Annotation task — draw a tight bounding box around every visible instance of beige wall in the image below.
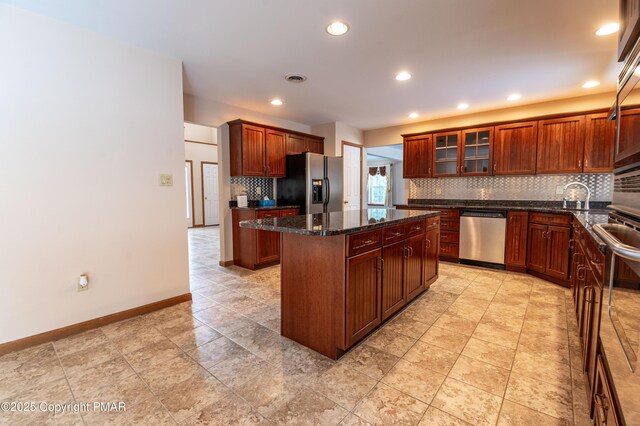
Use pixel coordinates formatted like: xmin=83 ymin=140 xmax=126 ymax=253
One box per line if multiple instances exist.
xmin=184 ymin=123 xmax=218 ymax=226
xmin=363 ymin=92 xmax=617 ymax=148
xmin=0 ymin=5 xmax=188 ymax=343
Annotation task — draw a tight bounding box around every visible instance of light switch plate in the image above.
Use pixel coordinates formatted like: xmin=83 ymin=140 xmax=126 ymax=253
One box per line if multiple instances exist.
xmin=556 ymin=185 xmax=564 ymax=195
xmin=256 ymin=187 xmax=261 ymax=195
xmin=435 ymin=188 xmax=442 ymax=195
xmin=159 ymin=174 xmax=173 ymax=186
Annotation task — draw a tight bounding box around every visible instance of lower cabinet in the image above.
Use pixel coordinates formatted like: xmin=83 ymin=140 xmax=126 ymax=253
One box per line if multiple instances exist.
xmin=255 ymin=210 xmax=281 ymax=264
xmin=381 ymin=240 xmax=408 ymax=320
xmin=527 ymin=213 xmax=572 ymax=285
xmin=593 ymin=355 xmax=620 ymax=425
xmin=505 ymin=211 xmax=528 ymax=270
xmin=424 ymin=219 xmax=440 ymax=286
xmin=346 ymin=249 xmax=382 ymax=347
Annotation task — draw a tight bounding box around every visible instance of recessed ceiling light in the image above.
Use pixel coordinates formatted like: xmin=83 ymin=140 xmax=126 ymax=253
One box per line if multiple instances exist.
xmin=595 ymin=22 xmax=620 ymax=36
xmin=457 ymin=103 xmax=469 ymax=110
xmin=582 ymin=81 xmax=600 ymax=89
xmin=326 ymin=21 xmax=349 ymax=36
xmin=395 ymin=71 xmax=412 ymax=81
xmin=270 ymin=99 xmax=283 ymax=106
xmin=408 ymin=112 xmax=419 ymax=119
xmin=507 ymin=93 xmax=522 ymax=101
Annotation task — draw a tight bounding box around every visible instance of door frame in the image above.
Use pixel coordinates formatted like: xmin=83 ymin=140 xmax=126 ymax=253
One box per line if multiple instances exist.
xmin=341 ymin=141 xmax=363 ymax=210
xmin=200 ymin=161 xmax=219 ymax=227
xmin=185 ymin=160 xmax=195 ymax=228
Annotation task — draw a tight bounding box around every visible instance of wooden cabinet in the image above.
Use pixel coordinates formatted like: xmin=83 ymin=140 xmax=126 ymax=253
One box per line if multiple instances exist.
xmin=461 ymin=127 xmax=493 ymax=176
xmin=537 ymin=116 xmax=586 ymax=174
xmin=615 ymin=107 xmax=640 ymax=168
xmin=505 ymin=211 xmax=528 ymax=271
xmin=232 ymin=207 xmax=299 ymax=269
xmin=593 ymin=355 xmax=621 ymax=426
xmin=527 ymin=213 xmax=572 ymax=285
xmin=381 ymin=240 xmax=406 ymax=320
xmin=229 ymin=119 xmax=324 ymax=176
xmin=494 ymin=121 xmax=538 ymax=175
xmin=424 ymin=218 xmax=440 ymax=286
xmin=346 ymin=249 xmax=382 ymax=347
xmin=437 ymin=209 xmax=460 ymax=261
xmin=433 ymin=131 xmax=461 ymax=177
xmin=403 ymin=135 xmax=431 ymax=178
xmin=405 ymin=234 xmax=425 ymax=301
xmin=584 ymin=113 xmax=615 ymax=173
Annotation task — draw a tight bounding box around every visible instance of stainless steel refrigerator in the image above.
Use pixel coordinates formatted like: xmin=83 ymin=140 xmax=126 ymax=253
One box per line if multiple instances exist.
xmin=277 ymin=153 xmax=343 ymax=214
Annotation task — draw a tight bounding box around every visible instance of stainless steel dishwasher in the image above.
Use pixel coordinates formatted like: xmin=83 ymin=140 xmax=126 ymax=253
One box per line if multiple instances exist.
xmin=459 ymin=210 xmax=507 ymax=269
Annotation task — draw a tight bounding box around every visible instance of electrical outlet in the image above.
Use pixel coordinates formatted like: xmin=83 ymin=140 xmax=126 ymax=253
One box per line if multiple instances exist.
xmin=159 ymin=174 xmax=173 ymax=186
xmin=556 ymin=185 xmax=565 ymax=195
xmin=78 ymin=274 xmax=89 ymax=292
xmin=256 ymin=187 xmax=261 ymax=195
xmin=435 ymin=187 xmax=442 ymax=195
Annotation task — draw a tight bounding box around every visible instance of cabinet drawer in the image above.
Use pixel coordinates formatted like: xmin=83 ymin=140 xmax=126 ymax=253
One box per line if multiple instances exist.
xmin=279 ymin=208 xmax=299 ymax=217
xmin=348 ymin=230 xmax=382 ymax=257
xmin=436 ymin=209 xmax=460 ymax=219
xmin=530 ymin=212 xmax=572 ymax=226
xmin=440 ymin=242 xmax=459 ymax=258
xmin=594 ymin=355 xmax=620 ymax=426
xmin=256 ymin=210 xmax=280 ymax=219
xmin=579 ymin=237 xmax=605 ymax=284
xmin=425 ymin=216 xmax=440 ymax=229
xmin=440 ymin=219 xmax=460 ymax=232
xmin=406 ymin=220 xmax=425 ymax=237
xmin=383 ymin=224 xmax=408 ymax=244
xmin=440 ymin=232 xmax=459 ymax=244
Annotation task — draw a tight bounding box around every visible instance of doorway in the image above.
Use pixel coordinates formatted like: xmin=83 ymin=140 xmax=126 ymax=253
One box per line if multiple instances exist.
xmin=202 ymin=162 xmax=219 ymax=225
xmin=185 ymin=160 xmax=194 ymax=228
xmin=342 ymin=141 xmax=362 ymax=211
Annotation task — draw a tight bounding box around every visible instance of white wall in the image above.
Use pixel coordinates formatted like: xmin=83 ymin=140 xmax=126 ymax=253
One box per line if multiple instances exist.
xmin=184 ymin=123 xmax=218 ymax=226
xmin=0 ymin=5 xmax=188 ymax=343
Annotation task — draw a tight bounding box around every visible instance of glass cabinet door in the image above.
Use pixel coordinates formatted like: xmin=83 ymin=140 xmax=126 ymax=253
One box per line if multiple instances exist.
xmin=461 ymin=127 xmax=493 ymax=176
xmin=433 ymin=131 xmax=461 ymax=177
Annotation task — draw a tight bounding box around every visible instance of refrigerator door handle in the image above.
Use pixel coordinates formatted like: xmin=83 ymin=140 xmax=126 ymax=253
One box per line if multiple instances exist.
xmin=324 ymin=178 xmax=330 ymax=206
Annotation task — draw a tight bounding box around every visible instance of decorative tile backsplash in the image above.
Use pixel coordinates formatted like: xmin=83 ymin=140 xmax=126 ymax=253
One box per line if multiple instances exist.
xmin=409 ymin=173 xmax=613 ymax=202
xmin=230 ymin=177 xmax=274 ymax=200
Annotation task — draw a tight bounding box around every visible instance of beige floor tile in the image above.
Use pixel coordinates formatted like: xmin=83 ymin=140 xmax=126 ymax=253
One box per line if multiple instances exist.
xmin=403 ymin=341 xmax=459 ymax=375
xmin=517 ymin=334 xmax=570 ymax=365
xmin=364 ymin=328 xmax=417 ymax=357
xmin=432 ymin=377 xmax=502 ymax=426
xmin=158 ymin=373 xmax=227 ymax=423
xmin=381 ymin=359 xmax=446 ymax=404
xmin=497 ymin=399 xmax=570 ymax=425
xmin=192 ymin=305 xmax=255 ymax=335
xmin=512 ymin=350 xmax=572 ymax=387
xmin=182 ymin=393 xmax=269 ymax=425
xmin=462 ymin=337 xmax=516 ymax=370
xmin=338 ymin=343 xmax=400 ymax=380
xmin=353 ymin=383 xmax=428 ymax=426
xmin=311 ymin=363 xmax=377 ymax=411
xmin=108 ymin=327 xmax=167 ymax=354
xmin=472 ymin=323 xmax=520 ymax=349
xmin=58 ymin=341 xmax=123 ymax=377
xmin=433 ymin=312 xmax=479 ymax=336
xmin=383 ymin=312 xmax=432 ymax=339
xmin=268 ymin=388 xmax=349 ymax=425
xmin=339 ymin=413 xmax=373 ymax=425
xmin=505 ymin=373 xmax=573 ymax=422
xmin=53 ymin=329 xmax=109 ymax=358
xmin=187 ymin=336 xmax=246 ymax=369
xmin=167 ymin=324 xmax=222 ymax=351
xmin=419 ymin=406 xmax=471 ymax=425
xmin=399 ymin=303 xmax=442 ymax=325
xmin=207 ymin=348 xmax=270 ymax=388
xmin=448 ymin=355 xmax=510 ymax=396
xmin=420 ymin=326 xmax=470 ymax=353
xmin=123 ymin=338 xmax=183 ymax=372
xmin=137 ymin=353 xmax=211 ymax=395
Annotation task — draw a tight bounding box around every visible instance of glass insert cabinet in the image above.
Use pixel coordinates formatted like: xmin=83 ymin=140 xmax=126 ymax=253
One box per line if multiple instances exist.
xmin=433 ymin=131 xmax=461 ymax=177
xmin=461 ymin=127 xmax=493 ymax=176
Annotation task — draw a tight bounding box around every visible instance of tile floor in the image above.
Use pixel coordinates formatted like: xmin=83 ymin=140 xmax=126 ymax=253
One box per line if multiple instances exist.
xmin=0 ymin=226 xmax=592 ymax=425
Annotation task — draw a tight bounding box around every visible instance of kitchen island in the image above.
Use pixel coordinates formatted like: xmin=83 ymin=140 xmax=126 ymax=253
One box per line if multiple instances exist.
xmin=240 ymin=208 xmax=440 ymax=359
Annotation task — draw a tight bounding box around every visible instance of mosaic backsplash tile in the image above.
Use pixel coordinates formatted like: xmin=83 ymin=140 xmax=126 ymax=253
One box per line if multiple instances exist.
xmin=230 ymin=176 xmax=274 ymax=200
xmin=409 ymin=173 xmax=613 ymax=202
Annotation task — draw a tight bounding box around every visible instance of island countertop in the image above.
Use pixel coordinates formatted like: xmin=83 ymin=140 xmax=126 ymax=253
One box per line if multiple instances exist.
xmin=239 ymin=208 xmax=440 ymax=236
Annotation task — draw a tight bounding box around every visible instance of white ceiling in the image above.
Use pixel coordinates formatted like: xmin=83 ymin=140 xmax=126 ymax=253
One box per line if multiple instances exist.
xmin=3 ymin=0 xmax=621 ymax=130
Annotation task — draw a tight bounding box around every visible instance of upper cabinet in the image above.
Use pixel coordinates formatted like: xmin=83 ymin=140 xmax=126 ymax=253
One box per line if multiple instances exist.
xmin=433 ymin=131 xmax=461 ymax=177
xmin=461 ymin=127 xmax=493 ymax=176
xmin=403 ymin=135 xmax=431 ymax=178
xmin=537 ymin=116 xmax=586 ymax=174
xmin=584 ymin=113 xmax=615 ymax=173
xmin=229 ymin=120 xmax=324 ymax=177
xmin=494 ymin=121 xmax=538 ymax=175
xmin=616 ymin=107 xmax=640 ymax=168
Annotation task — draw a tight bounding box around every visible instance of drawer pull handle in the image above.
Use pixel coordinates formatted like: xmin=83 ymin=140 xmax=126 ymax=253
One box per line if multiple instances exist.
xmin=594 ymin=393 xmax=608 ymax=424
xmin=388 ymin=231 xmax=403 ymax=238
xmin=426 ymin=239 xmax=431 ymax=248
xmin=354 ymin=239 xmax=377 ymax=249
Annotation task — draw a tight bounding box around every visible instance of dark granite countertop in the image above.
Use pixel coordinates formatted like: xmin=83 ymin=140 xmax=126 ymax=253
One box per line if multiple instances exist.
xmin=230 ymin=205 xmax=300 ymax=211
xmin=239 ymin=208 xmax=439 ymax=236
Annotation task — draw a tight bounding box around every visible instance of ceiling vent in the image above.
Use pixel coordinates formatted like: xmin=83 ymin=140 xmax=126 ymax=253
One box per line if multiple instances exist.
xmin=285 ymin=73 xmax=307 ymax=83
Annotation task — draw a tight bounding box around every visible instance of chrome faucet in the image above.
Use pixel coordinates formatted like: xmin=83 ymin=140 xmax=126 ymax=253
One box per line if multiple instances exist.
xmin=562 ymin=182 xmax=591 ymax=211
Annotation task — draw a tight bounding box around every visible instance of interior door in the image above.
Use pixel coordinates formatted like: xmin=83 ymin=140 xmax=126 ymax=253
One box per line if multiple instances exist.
xmin=343 ymin=143 xmax=361 ymax=211
xmin=202 ymin=163 xmax=219 ymax=226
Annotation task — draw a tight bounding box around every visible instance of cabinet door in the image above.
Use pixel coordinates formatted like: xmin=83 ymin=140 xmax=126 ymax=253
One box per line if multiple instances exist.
xmin=381 ymin=240 xmax=406 ymax=320
xmin=461 ymin=127 xmax=493 ymax=176
xmin=265 ymin=129 xmax=287 ymax=177
xmin=580 ymin=275 xmax=594 ymax=370
xmin=594 ymin=355 xmax=620 ymax=426
xmin=405 ymin=234 xmax=425 ymax=302
xmin=346 ymin=249 xmax=382 ymax=347
xmin=505 ymin=211 xmax=528 ymax=268
xmin=494 ymin=121 xmax=538 ymax=175
xmin=286 ymin=134 xmax=307 ymax=154
xmin=527 ymin=223 xmax=548 ymax=273
xmin=241 ymin=124 xmax=266 ymax=176
xmin=306 ymin=138 xmax=324 ymax=154
xmin=424 ymin=227 xmax=440 ymax=284
xmin=545 ymin=225 xmax=571 ymax=279
xmin=584 ymin=113 xmax=615 ymax=173
xmin=537 ymin=116 xmax=586 ymax=174
xmin=403 ymin=135 xmax=431 ymax=178
xmin=433 ymin=131 xmax=461 ymax=177
xmin=616 ymin=107 xmax=640 ymax=168
xmin=585 ymin=273 xmax=602 ymax=387
xmin=255 ymin=210 xmax=280 ymax=264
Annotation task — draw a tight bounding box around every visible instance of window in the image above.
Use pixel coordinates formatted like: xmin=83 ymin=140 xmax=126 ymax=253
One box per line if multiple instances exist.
xmin=368 ymin=166 xmax=390 ymax=206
